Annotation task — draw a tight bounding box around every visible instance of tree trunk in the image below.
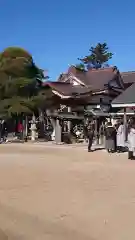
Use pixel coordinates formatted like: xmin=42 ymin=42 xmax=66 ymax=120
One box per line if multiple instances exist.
xmin=38 ymin=108 xmax=44 ymax=122
xmin=67 ymin=107 xmax=71 ymax=132
xmin=38 ymin=109 xmax=45 ymax=139
xmin=46 ymin=109 xmax=56 ymax=140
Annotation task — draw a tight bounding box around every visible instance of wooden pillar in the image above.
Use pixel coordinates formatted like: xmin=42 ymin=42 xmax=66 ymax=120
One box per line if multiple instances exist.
xmin=123 ymin=108 xmax=127 ymax=142
xmin=22 ymin=119 xmax=25 ymax=139
xmin=67 ymin=107 xmax=71 ymax=132
xmin=95 ymin=118 xmax=99 ymax=145
xmin=55 ymin=118 xmax=62 ymax=144
xmin=25 ymin=116 xmax=28 ymax=137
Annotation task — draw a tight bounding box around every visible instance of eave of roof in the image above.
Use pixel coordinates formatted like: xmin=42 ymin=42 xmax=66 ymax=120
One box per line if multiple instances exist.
xmin=43 ymin=81 xmax=91 ymax=98
xmin=47 ymin=112 xmax=84 ymax=120
xmin=112 ymin=82 xmax=135 ymax=107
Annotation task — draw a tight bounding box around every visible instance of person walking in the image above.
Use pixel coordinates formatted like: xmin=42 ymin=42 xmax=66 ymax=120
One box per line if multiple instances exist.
xmin=1 ymin=120 xmax=7 ymax=142
xmin=99 ymin=122 xmax=105 ymax=145
xmin=87 ymin=123 xmax=94 ymax=152
xmin=83 ymin=124 xmax=88 ymax=143
xmin=104 ymin=122 xmax=116 ymax=153
xmin=128 ymin=123 xmax=135 ymax=160
xmin=17 ymin=122 xmax=24 ymax=140
xmin=116 ymin=121 xmax=125 ymax=152
xmin=0 ymin=121 xmax=2 ymax=142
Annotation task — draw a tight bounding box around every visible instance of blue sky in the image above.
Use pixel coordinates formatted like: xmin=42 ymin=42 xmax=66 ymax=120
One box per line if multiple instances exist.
xmin=0 ymin=0 xmax=135 ymax=80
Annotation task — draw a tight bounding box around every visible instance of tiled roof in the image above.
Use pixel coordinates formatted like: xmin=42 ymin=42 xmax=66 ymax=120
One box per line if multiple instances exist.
xmin=59 ymin=67 xmax=135 ymax=87
xmin=67 ymin=66 xmax=120 ymax=90
xmin=43 ymin=82 xmax=91 ymax=97
xmin=112 ymin=82 xmax=135 ymax=106
xmin=121 ymin=71 xmax=135 ymax=83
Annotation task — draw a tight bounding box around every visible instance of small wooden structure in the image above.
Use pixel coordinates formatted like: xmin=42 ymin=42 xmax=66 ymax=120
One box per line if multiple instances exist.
xmin=47 ymin=112 xmax=84 ymax=144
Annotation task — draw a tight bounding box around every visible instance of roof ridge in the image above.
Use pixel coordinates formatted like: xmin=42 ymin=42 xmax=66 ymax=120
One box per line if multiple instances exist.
xmin=68 ymin=65 xmax=114 ymax=74
xmin=121 ymin=71 xmax=135 ymax=75
xmin=87 ymin=67 xmax=113 ymax=72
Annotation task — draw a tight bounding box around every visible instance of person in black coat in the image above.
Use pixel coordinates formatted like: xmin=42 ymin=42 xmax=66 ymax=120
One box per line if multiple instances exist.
xmin=87 ymin=124 xmax=94 ymax=152
xmin=105 ymin=122 xmax=116 ymax=153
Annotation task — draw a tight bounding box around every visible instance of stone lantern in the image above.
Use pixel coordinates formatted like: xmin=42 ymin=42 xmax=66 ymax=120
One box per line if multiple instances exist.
xmin=29 ymin=114 xmax=38 ymax=141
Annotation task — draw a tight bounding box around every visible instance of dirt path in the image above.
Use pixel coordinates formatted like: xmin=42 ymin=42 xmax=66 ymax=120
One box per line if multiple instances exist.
xmin=0 ymin=144 xmax=134 ymax=239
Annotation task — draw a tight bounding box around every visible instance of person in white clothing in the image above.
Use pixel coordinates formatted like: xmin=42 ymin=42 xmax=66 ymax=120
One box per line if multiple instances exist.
xmin=116 ymin=121 xmax=125 ymax=152
xmin=128 ymin=123 xmax=135 ymax=160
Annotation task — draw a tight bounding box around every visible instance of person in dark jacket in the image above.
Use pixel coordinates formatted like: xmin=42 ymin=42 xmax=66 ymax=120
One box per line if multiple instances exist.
xmin=17 ymin=122 xmax=24 ymax=140
xmin=87 ymin=124 xmax=94 ymax=152
xmin=105 ymin=122 xmax=116 ymax=153
xmin=1 ymin=121 xmax=7 ymax=142
xmin=83 ymin=124 xmax=88 ymax=143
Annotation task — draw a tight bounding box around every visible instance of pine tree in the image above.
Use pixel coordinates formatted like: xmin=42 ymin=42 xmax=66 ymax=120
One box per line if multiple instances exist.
xmin=77 ymin=43 xmax=113 ymax=70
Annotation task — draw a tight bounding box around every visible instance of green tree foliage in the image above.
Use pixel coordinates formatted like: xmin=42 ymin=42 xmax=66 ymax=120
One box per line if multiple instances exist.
xmin=0 ymin=47 xmax=48 ymax=117
xmin=75 ymin=63 xmax=86 ymax=71
xmin=0 ymin=47 xmax=44 ymax=79
xmin=77 ymin=43 xmax=113 ymax=70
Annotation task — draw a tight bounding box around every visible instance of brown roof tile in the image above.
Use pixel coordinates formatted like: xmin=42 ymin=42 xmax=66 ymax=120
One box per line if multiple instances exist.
xmin=43 ymin=82 xmax=91 ymax=97
xmin=67 ymin=66 xmax=118 ymax=89
xmin=112 ymin=82 xmax=135 ymax=105
xmin=86 ymin=67 xmax=117 ymax=88
xmin=59 ymin=68 xmax=135 ymax=89
xmin=121 ymin=71 xmax=135 ymax=83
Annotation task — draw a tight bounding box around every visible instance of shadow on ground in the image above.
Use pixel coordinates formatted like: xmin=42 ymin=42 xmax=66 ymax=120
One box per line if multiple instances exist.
xmin=0 ymin=229 xmax=8 ymax=239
